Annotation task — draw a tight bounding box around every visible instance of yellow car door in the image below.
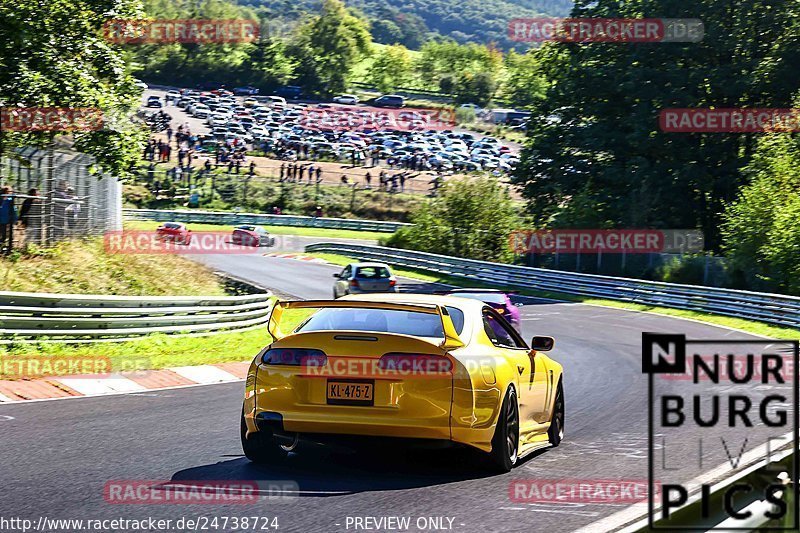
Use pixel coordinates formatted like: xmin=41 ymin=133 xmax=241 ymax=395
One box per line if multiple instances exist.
xmin=481 ymin=309 xmax=548 ymax=435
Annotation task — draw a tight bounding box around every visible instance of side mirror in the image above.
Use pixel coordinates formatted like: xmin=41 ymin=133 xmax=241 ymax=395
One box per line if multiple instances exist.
xmin=531 ymin=336 xmax=555 ymax=352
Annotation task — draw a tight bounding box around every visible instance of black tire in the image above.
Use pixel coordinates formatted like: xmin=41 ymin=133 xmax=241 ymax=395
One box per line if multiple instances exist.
xmin=240 ymin=412 xmax=287 ymax=464
xmin=488 ymin=387 xmax=519 ymax=473
xmin=548 ymin=383 xmax=565 ymax=447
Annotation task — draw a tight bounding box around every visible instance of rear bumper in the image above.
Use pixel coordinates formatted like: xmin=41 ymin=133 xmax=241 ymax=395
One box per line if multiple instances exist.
xmin=253 ymin=410 xmax=452 ymax=443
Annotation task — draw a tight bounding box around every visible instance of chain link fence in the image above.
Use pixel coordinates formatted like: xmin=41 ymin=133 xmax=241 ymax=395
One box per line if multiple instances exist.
xmin=0 ymin=147 xmax=122 ymax=253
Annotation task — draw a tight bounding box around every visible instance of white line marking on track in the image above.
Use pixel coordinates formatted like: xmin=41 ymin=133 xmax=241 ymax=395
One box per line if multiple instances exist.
xmin=0 ymin=392 xmax=14 ymax=403
xmin=169 ymin=365 xmax=239 ymax=384
xmin=0 ymin=415 xmax=15 ymax=421
xmin=56 ymin=376 xmax=147 ymax=395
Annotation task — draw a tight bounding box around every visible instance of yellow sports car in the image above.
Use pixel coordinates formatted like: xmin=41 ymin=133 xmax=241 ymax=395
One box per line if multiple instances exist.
xmin=241 ymin=293 xmax=565 ymax=472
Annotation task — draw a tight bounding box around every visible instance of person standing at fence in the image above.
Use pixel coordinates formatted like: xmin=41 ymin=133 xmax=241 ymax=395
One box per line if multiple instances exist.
xmin=316 ymin=166 xmax=322 ymax=184
xmin=166 ymin=126 xmax=173 ymax=145
xmin=64 ymin=187 xmax=80 ymax=233
xmin=0 ymin=186 xmax=17 ymax=251
xmin=19 ymin=188 xmax=41 ymax=245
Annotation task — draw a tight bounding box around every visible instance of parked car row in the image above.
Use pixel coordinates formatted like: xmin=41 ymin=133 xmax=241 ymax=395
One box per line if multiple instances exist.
xmin=146 ymin=88 xmax=518 ymax=173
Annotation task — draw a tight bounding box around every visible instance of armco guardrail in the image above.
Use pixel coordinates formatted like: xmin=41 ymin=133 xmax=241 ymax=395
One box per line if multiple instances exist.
xmin=123 ymin=209 xmax=410 ymax=233
xmin=305 ymin=243 xmax=800 ymax=329
xmin=0 ymin=291 xmax=274 ymax=343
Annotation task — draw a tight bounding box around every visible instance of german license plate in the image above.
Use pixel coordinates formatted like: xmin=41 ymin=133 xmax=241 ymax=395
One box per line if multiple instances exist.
xmin=327 ymin=380 xmax=374 ymax=405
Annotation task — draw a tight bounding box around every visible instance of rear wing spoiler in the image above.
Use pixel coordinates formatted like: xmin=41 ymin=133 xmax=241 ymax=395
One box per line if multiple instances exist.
xmin=268 ymin=300 xmax=465 ymax=349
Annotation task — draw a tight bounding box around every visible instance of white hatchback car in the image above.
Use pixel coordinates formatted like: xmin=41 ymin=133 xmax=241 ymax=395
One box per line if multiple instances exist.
xmin=332 ymin=94 xmax=359 ymax=105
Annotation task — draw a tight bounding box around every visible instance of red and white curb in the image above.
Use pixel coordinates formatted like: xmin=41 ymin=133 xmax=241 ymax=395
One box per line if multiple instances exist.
xmin=0 ymin=362 xmax=248 ymax=403
xmin=265 ymin=252 xmax=328 ymax=264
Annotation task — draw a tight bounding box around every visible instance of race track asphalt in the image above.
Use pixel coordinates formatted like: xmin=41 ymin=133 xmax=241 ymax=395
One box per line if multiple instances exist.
xmin=1 ymin=247 xmax=780 ymax=533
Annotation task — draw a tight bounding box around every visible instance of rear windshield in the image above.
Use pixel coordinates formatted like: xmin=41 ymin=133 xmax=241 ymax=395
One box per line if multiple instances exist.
xmin=163 ymin=223 xmax=181 ymax=229
xmin=296 ymin=307 xmax=465 ymax=337
xmin=451 ymin=292 xmax=506 ymax=304
xmin=236 ymin=226 xmax=256 ymax=231
xmin=355 ymin=267 xmax=391 ymax=279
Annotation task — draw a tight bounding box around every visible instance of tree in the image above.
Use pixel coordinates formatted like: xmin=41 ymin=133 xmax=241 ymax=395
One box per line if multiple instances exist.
xmin=502 ymin=50 xmax=548 ymax=108
xmin=384 ymin=177 xmax=520 ymax=262
xmin=367 ymin=44 xmax=412 ymax=93
xmin=0 ymin=0 xmax=147 ymax=176
xmin=416 ymin=40 xmax=503 ymax=92
xmin=294 ymin=0 xmax=371 ymax=96
xmin=721 ymin=111 xmax=800 ymax=294
xmin=455 ymin=71 xmax=497 ymax=106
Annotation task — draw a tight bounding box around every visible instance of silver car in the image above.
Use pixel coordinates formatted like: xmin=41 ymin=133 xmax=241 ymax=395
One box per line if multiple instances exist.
xmin=332 ymin=263 xmax=398 ymax=298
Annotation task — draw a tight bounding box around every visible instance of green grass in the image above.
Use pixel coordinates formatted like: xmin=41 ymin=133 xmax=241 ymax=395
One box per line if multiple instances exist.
xmin=310 ymin=253 xmax=800 ymax=339
xmin=123 ymin=220 xmax=385 ymax=241
xmin=0 ymin=327 xmax=270 ymax=379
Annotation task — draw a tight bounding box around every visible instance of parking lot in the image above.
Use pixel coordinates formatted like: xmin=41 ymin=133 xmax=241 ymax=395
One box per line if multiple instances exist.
xmin=140 ymin=87 xmax=519 ymax=194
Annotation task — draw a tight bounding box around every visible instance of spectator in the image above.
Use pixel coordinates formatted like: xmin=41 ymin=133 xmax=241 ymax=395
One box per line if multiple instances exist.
xmin=280 ymin=163 xmax=286 ymax=181
xmin=166 ymin=126 xmax=173 ymax=145
xmin=341 ymin=174 xmax=349 ymax=185
xmin=162 ymin=143 xmax=171 ymax=162
xmin=364 ymin=171 xmax=372 ymax=189
xmin=64 ymin=187 xmax=80 ymax=232
xmin=316 ymin=167 xmax=322 ymax=183
xmin=0 ymin=186 xmax=17 ymax=250
xmin=315 ymin=206 xmax=322 ymax=218
xmin=249 ymin=161 xmax=256 ymax=176
xmin=399 ymin=174 xmax=406 ymax=192
xmin=19 ymin=188 xmax=41 ymax=243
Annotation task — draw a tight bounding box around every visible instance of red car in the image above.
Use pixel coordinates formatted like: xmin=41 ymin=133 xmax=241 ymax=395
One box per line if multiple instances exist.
xmin=156 ymin=222 xmax=192 ymax=245
xmin=231 ymin=225 xmax=275 ymax=247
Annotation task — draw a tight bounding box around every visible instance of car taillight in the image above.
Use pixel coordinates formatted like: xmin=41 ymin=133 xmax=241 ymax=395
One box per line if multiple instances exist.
xmin=378 ymin=353 xmax=452 ymax=375
xmin=349 ymin=279 xmax=359 ymax=288
xmin=389 ymin=279 xmax=397 ymax=287
xmin=262 ymin=348 xmax=327 ymax=367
